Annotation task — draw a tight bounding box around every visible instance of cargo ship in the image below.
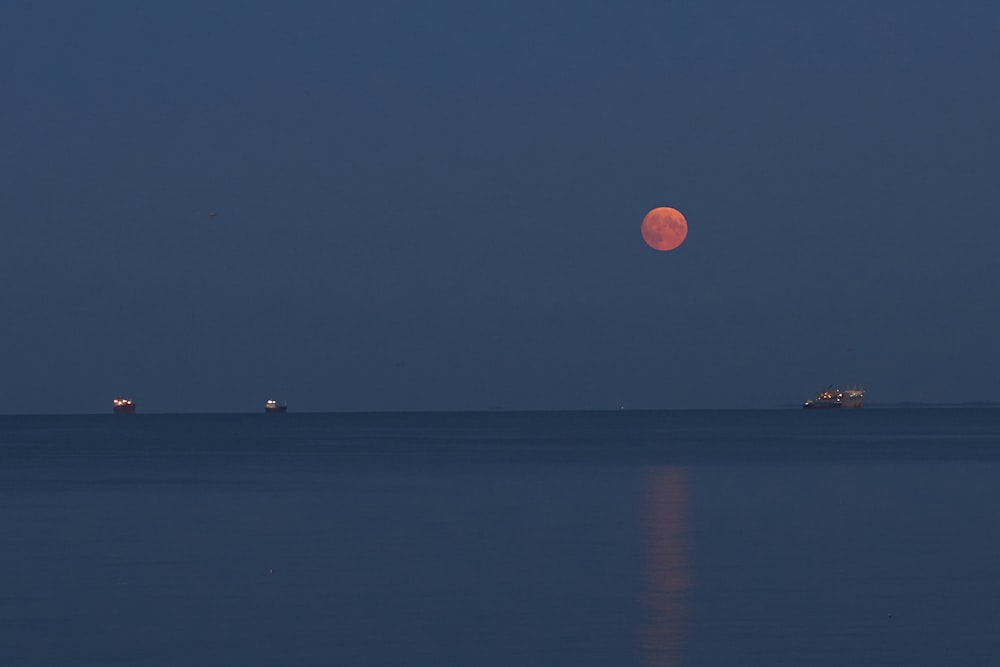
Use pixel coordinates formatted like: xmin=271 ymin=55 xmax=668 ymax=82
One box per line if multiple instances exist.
xmin=265 ymin=399 xmax=287 ymax=414
xmin=112 ymin=397 xmax=136 ymax=414
xmin=803 ymin=386 xmax=864 ymax=409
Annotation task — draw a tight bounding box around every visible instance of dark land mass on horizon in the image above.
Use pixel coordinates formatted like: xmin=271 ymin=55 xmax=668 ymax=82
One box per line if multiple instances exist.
xmin=780 ymin=401 xmax=1000 ymax=410
xmin=4 ymin=403 xmax=1000 ymax=417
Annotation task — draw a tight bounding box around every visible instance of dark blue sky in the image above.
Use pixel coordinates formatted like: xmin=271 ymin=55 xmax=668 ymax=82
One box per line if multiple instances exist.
xmin=2 ymin=2 xmax=998 ymax=412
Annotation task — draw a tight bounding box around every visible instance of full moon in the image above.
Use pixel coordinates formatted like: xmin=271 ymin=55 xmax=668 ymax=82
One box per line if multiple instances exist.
xmin=641 ymin=207 xmax=688 ymax=251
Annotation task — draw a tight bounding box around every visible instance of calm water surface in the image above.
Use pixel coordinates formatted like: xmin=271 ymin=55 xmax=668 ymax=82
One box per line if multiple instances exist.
xmin=2 ymin=409 xmax=999 ymax=666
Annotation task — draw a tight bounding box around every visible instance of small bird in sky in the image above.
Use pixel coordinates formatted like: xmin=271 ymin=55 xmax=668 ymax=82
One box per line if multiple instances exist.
xmin=208 ymin=211 xmax=217 ymax=219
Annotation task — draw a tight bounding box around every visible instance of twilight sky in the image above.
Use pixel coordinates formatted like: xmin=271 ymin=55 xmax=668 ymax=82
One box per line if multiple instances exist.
xmin=2 ymin=2 xmax=998 ymax=413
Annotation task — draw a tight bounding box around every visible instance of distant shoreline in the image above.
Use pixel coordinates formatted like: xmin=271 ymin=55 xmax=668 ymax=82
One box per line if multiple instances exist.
xmin=782 ymin=401 xmax=1000 ymax=410
xmin=863 ymin=402 xmax=1000 ymax=409
xmin=2 ymin=403 xmax=1000 ymax=417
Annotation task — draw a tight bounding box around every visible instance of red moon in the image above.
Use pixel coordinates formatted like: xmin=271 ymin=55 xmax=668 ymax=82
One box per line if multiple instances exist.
xmin=641 ymin=207 xmax=688 ymax=251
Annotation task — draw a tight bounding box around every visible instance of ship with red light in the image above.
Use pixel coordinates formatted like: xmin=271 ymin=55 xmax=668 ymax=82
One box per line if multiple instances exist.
xmin=803 ymin=386 xmax=864 ymax=409
xmin=112 ymin=397 xmax=136 ymax=414
xmin=265 ymin=399 xmax=287 ymax=414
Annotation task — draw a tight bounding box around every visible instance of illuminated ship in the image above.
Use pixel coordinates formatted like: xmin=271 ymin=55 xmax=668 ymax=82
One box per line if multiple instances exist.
xmin=803 ymin=386 xmax=864 ymax=409
xmin=112 ymin=397 xmax=136 ymax=414
xmin=265 ymin=399 xmax=287 ymax=414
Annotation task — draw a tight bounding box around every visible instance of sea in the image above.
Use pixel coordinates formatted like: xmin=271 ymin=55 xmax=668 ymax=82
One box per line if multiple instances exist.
xmin=2 ymin=408 xmax=1000 ymax=666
